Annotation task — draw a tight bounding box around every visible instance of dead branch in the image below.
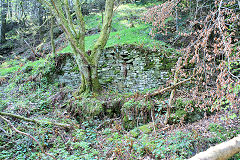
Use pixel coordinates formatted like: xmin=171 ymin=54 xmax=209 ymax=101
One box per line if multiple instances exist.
xmin=0 ymin=115 xmax=56 ymax=160
xmin=164 ymin=58 xmax=181 ymax=124
xmin=95 ymin=118 xmax=120 ymax=131
xmin=189 ymin=135 xmax=240 ymax=160
xmin=146 ymin=77 xmax=193 ymax=97
xmin=16 ymin=30 xmax=36 ymax=56
xmin=0 ymin=112 xmax=71 ymax=128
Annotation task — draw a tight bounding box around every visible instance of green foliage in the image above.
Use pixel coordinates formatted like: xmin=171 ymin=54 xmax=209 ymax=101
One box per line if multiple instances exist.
xmin=68 ymin=97 xmax=104 ymax=119
xmin=208 ymin=123 xmax=240 ymax=143
xmin=59 ymin=3 xmax=166 ymax=54
xmin=122 ymin=99 xmax=153 ymax=130
xmin=0 ymin=57 xmax=59 ymax=112
xmin=169 ymin=98 xmax=204 ymax=124
xmin=1 ymin=2 xmax=239 ymax=160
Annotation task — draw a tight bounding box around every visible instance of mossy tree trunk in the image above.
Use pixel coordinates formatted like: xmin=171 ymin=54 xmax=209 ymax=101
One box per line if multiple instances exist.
xmin=0 ymin=0 xmax=7 ymax=43
xmin=37 ymin=0 xmax=115 ymax=94
xmin=50 ymin=13 xmax=56 ymax=56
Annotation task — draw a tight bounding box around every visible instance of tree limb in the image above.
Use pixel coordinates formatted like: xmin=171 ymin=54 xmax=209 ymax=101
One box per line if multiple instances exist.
xmin=0 ymin=112 xmax=72 ymax=128
xmin=0 ymin=115 xmax=56 ymax=160
xmin=164 ymin=58 xmax=181 ymax=124
xmin=146 ymin=77 xmax=193 ymax=97
xmin=189 ymin=135 xmax=240 ymax=160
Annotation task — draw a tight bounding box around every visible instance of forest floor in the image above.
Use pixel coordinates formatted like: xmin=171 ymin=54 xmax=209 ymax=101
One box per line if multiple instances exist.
xmin=0 ymin=2 xmax=240 ymax=160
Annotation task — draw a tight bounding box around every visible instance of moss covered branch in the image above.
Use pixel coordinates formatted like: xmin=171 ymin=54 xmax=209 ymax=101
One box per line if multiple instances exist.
xmin=147 ymin=77 xmax=193 ymax=97
xmin=0 ymin=112 xmax=72 ymax=128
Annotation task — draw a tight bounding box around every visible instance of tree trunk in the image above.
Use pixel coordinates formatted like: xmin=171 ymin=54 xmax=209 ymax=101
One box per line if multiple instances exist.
xmin=37 ymin=0 xmax=115 ymax=95
xmin=1 ymin=0 xmax=7 ymax=43
xmin=50 ymin=14 xmax=56 ymax=56
xmin=38 ymin=3 xmax=44 ymax=41
xmin=73 ymin=51 xmax=101 ymax=95
xmin=8 ymin=0 xmax=12 ymax=19
xmin=189 ymin=135 xmax=240 ymax=160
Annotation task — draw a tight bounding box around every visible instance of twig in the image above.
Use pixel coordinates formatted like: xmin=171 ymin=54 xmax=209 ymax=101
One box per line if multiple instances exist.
xmin=0 ymin=115 xmax=56 ymax=160
xmin=16 ymin=30 xmax=36 ymax=56
xmin=151 ymin=109 xmax=157 ymax=136
xmin=0 ymin=112 xmax=72 ymax=128
xmin=95 ymin=118 xmax=120 ymax=131
xmin=0 ymin=126 xmax=7 ymax=135
xmin=217 ymin=0 xmax=239 ymax=81
xmin=164 ymin=58 xmax=181 ymax=124
xmin=146 ymin=77 xmax=193 ymax=97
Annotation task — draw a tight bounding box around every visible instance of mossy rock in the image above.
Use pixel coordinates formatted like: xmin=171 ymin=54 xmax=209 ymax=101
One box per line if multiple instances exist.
xmin=129 ymin=122 xmax=154 ymax=138
xmin=123 ymin=114 xmax=136 ymax=130
xmin=169 ymin=109 xmax=187 ymax=124
xmin=67 ymin=97 xmax=104 ymax=119
xmin=130 ymin=128 xmax=140 ymax=138
xmin=122 ymin=99 xmax=153 ymax=130
xmin=138 ymin=123 xmax=153 ymax=134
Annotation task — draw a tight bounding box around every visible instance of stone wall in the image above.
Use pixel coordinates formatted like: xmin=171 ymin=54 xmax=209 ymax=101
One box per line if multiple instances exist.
xmin=58 ymin=45 xmax=175 ymax=92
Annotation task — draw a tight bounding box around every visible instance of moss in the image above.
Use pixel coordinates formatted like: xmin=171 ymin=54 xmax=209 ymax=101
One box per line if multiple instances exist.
xmin=138 ymin=124 xmax=153 ymax=134
xmin=130 ymin=128 xmax=140 ymax=138
xmin=104 ymin=76 xmax=114 ymax=83
xmin=92 ymin=77 xmax=102 ymax=93
xmin=122 ymin=99 xmax=153 ymax=129
xmin=144 ymin=61 xmax=155 ymax=71
xmin=123 ymin=115 xmax=135 ymax=130
xmin=101 ymin=63 xmax=108 ymax=68
xmin=175 ymin=110 xmax=187 ymax=118
xmin=114 ymin=70 xmax=120 ymax=75
xmin=68 ymin=97 xmax=104 ymax=119
xmin=71 ymin=66 xmax=79 ymax=72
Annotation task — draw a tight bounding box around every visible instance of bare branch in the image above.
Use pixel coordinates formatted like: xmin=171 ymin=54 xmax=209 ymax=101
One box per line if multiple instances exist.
xmin=147 ymin=77 xmax=193 ymax=97
xmin=0 ymin=115 xmax=56 ymax=160
xmin=0 ymin=112 xmax=72 ymax=128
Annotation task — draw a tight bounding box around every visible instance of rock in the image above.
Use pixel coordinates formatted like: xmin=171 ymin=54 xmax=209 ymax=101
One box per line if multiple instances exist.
xmin=57 ymin=45 xmax=174 ymax=92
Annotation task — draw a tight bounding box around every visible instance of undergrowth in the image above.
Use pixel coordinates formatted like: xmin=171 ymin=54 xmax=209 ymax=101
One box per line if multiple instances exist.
xmin=0 ymin=2 xmax=239 ymax=160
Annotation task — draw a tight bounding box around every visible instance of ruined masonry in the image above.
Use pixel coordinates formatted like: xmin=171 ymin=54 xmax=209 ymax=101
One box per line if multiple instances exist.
xmin=58 ymin=45 xmax=171 ymax=92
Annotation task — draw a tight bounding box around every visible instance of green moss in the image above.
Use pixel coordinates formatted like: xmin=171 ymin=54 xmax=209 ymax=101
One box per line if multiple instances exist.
xmin=101 ymin=63 xmax=108 ymax=68
xmin=104 ymin=76 xmax=114 ymax=83
xmin=123 ymin=114 xmax=135 ymax=130
xmin=130 ymin=128 xmax=140 ymax=138
xmin=114 ymin=70 xmax=120 ymax=75
xmin=0 ymin=58 xmax=47 ymax=76
xmin=71 ymin=66 xmax=79 ymax=72
xmin=69 ymin=97 xmax=104 ymax=119
xmin=144 ymin=61 xmax=155 ymax=70
xmin=138 ymin=124 xmax=153 ymax=134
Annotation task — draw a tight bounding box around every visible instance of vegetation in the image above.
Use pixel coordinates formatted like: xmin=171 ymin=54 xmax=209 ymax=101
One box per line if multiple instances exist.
xmin=0 ymin=0 xmax=239 ymax=160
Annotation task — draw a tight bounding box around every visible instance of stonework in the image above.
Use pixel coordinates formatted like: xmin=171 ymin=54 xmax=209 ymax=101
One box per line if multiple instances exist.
xmin=58 ymin=45 xmax=173 ymax=92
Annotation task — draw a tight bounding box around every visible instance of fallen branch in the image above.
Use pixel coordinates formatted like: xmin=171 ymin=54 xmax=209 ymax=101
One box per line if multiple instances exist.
xmin=0 ymin=112 xmax=71 ymax=128
xmin=0 ymin=115 xmax=56 ymax=160
xmin=189 ymin=135 xmax=240 ymax=160
xmin=164 ymin=58 xmax=181 ymax=124
xmin=95 ymin=118 xmax=120 ymax=131
xmin=146 ymin=77 xmax=193 ymax=97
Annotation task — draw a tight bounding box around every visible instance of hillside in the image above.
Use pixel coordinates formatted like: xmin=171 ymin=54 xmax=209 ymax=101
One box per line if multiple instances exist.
xmin=0 ymin=1 xmax=239 ymax=159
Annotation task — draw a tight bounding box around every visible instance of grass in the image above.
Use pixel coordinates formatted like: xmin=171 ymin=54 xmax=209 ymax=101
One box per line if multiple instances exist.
xmin=2 ymin=2 xmax=239 ymax=160
xmin=0 ymin=58 xmax=46 ymax=76
xmin=60 ymin=3 xmax=166 ymax=54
